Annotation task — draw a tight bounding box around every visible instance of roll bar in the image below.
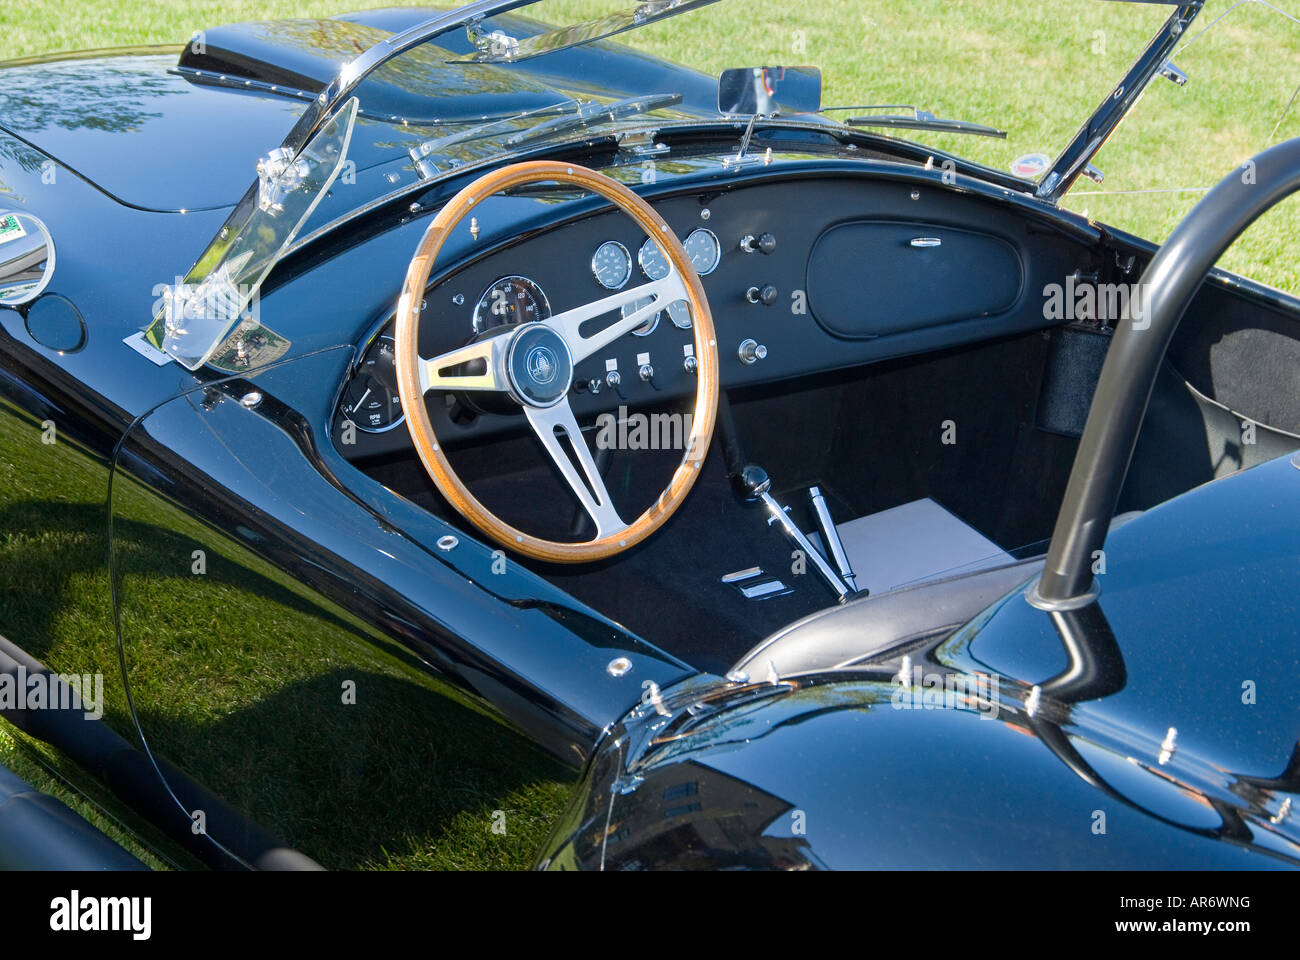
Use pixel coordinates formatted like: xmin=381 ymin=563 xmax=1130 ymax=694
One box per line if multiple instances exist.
xmin=1032 ymin=136 xmax=1300 ymax=607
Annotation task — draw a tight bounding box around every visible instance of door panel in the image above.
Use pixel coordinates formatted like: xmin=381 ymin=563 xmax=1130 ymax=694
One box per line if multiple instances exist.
xmin=110 ymin=352 xmax=576 ymax=869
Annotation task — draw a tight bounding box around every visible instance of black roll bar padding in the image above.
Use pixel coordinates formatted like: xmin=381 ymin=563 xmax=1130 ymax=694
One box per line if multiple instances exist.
xmin=1036 ymin=137 xmax=1300 ymax=605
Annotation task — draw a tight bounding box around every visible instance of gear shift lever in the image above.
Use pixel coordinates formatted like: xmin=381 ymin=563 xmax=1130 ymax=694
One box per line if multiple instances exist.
xmin=733 ymin=465 xmax=852 ymax=602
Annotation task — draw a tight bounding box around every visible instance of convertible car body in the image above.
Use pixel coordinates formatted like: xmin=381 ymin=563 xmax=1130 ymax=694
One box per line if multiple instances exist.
xmin=0 ymin=0 xmax=1296 ymax=870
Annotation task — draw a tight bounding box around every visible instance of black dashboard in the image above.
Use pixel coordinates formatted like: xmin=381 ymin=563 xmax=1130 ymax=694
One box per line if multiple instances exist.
xmin=334 ymin=173 xmax=1093 ymax=460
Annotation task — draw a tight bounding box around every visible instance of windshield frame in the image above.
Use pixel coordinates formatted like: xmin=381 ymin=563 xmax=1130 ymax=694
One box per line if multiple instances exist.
xmin=147 ymin=0 xmax=1220 ymax=370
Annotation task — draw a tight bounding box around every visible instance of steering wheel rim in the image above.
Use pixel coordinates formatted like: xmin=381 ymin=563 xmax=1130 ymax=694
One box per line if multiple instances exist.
xmin=394 ymin=160 xmax=720 ymax=563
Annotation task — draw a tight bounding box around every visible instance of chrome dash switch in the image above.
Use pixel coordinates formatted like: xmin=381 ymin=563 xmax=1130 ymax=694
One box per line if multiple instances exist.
xmin=738 ymin=339 xmax=767 ymax=365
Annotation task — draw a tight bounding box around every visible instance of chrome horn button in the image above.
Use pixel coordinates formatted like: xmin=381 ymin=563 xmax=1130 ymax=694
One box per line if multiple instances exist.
xmin=505 ymin=323 xmax=574 ymax=408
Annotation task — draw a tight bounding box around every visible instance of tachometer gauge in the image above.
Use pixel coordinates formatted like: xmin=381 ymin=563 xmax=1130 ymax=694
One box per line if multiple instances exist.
xmin=683 ymin=228 xmax=721 ymax=276
xmin=472 ymin=276 xmax=551 ymax=333
xmin=341 ymin=336 xmax=404 ymax=433
xmin=637 ymin=237 xmax=670 ymax=280
xmin=622 ymin=296 xmax=659 ymax=336
xmin=591 ymin=240 xmax=632 ymax=289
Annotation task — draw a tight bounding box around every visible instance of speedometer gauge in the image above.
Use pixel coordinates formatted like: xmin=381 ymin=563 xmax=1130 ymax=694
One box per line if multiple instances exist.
xmin=683 ymin=228 xmax=721 ymax=276
xmin=341 ymin=336 xmax=404 ymax=433
xmin=639 ymin=238 xmax=691 ymax=327
xmin=591 ymin=240 xmax=632 ymax=289
xmin=472 ymin=276 xmax=551 ymax=333
xmin=638 ymin=237 xmax=670 ymax=280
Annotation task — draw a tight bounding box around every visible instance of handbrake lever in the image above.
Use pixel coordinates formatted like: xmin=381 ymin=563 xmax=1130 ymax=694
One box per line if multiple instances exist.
xmin=809 ymin=486 xmax=858 ymax=592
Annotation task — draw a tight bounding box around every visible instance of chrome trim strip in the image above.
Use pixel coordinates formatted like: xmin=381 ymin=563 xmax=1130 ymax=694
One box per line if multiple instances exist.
xmin=721 ymin=567 xmax=763 ymax=584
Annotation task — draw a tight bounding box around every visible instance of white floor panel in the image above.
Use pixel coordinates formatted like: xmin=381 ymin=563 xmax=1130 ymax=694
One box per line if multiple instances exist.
xmin=827 ymin=498 xmax=1012 ymax=596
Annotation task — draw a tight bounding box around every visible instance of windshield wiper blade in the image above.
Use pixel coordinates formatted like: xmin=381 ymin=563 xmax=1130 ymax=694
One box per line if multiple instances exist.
xmin=503 ymin=93 xmax=683 ymax=148
xmin=410 ymin=97 xmax=585 ymax=174
xmin=843 ymin=106 xmax=1007 ymax=139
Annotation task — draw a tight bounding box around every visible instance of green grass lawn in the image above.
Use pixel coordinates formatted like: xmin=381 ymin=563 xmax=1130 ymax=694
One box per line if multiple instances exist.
xmin=2 ymin=0 xmax=1297 ymax=291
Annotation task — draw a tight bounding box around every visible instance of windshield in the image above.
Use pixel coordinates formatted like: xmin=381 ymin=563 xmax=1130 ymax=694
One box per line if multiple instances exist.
xmin=154 ymin=0 xmax=1300 ymax=367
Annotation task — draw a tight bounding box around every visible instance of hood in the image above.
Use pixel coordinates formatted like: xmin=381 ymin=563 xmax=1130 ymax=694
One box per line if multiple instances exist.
xmin=0 ymin=8 xmax=716 ymax=213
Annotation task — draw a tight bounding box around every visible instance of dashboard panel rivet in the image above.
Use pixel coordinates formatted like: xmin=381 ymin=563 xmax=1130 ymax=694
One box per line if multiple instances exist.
xmin=700 ymin=208 xmax=711 ymax=220
xmin=239 ymin=391 xmax=262 ymax=409
xmin=453 ymin=294 xmax=465 ymax=306
xmin=911 ymin=189 xmax=921 ymax=200
xmin=436 ymin=535 xmax=458 ymax=551
xmin=606 ymin=657 xmax=633 ymax=677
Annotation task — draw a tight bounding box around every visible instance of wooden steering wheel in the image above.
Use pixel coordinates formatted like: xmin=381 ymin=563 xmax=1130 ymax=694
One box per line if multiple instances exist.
xmin=394 ymin=161 xmax=720 ymax=563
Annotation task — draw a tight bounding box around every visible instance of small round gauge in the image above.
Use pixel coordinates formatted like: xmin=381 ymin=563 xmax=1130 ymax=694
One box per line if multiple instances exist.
xmin=683 ymin=228 xmax=721 ymax=276
xmin=637 ymin=237 xmax=671 ymax=280
xmin=666 ymin=300 xmax=692 ymax=329
xmin=341 ymin=335 xmax=404 ymax=433
xmin=622 ymin=296 xmax=660 ymax=337
xmin=591 ymin=240 xmax=632 ymax=289
xmin=472 ymin=275 xmax=551 ymax=333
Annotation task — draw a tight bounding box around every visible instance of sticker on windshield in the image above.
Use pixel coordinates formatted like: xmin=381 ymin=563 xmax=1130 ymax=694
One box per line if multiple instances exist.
xmin=0 ymin=214 xmax=28 ymax=245
xmin=1010 ymin=153 xmax=1052 ymax=178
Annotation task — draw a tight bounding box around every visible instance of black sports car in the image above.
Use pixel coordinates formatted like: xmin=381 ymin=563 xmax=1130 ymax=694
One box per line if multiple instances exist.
xmin=0 ymin=0 xmax=1297 ymax=871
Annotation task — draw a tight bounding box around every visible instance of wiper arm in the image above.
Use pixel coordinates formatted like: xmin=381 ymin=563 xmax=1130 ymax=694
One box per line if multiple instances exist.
xmin=840 ymin=105 xmax=1007 ymax=139
xmin=410 ymin=97 xmax=584 ymax=175
xmin=503 ymin=93 xmax=683 ymax=149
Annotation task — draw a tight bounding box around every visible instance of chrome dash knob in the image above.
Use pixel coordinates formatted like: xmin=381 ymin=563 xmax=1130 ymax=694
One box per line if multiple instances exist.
xmin=738 ymin=339 xmax=767 ymax=365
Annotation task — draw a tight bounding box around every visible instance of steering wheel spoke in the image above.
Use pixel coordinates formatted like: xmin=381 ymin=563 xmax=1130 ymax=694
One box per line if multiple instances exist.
xmin=545 ymin=269 xmax=689 ymax=363
xmin=418 ymin=336 xmax=505 ymax=393
xmin=524 ymin=400 xmax=626 ymax=539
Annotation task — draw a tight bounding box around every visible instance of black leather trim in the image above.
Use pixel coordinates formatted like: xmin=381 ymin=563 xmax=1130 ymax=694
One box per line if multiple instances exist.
xmin=731 ymin=559 xmax=1042 ymax=679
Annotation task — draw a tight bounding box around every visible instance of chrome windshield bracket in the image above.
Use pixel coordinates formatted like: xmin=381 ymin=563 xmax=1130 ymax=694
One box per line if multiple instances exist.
xmin=466 ymin=19 xmax=520 ymax=60
xmin=1160 ymin=61 xmax=1189 ymax=86
xmin=256 ymin=147 xmax=310 ymax=213
xmin=1036 ymin=1 xmax=1203 ymax=204
xmin=616 ymin=129 xmax=669 ymax=160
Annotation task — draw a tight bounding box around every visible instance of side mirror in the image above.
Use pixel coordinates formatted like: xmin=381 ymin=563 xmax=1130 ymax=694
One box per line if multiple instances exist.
xmin=717 ymin=66 xmax=822 ymax=117
xmin=0 ymin=212 xmax=56 ymax=306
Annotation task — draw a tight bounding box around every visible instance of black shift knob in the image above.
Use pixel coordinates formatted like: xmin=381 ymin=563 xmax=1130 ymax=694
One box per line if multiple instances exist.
xmin=734 ymin=464 xmax=771 ymax=500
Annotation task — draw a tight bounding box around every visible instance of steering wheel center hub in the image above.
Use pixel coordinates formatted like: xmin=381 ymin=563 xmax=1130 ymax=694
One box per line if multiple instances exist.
xmin=505 ymin=323 xmax=574 ymax=407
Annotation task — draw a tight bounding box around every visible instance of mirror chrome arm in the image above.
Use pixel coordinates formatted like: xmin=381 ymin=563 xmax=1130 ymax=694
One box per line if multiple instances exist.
xmin=1036 ymin=1 xmax=1203 ymax=203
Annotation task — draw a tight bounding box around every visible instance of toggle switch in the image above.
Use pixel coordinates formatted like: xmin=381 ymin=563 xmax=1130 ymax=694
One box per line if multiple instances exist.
xmin=738 ymin=338 xmax=768 ymax=365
